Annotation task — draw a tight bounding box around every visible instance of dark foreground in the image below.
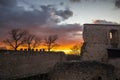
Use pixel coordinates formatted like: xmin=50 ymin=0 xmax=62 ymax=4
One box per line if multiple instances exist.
xmin=10 ymin=74 xmax=49 ymax=80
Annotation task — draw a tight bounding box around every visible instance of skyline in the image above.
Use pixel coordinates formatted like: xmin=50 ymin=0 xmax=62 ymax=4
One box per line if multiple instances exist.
xmin=0 ymin=0 xmax=120 ymax=54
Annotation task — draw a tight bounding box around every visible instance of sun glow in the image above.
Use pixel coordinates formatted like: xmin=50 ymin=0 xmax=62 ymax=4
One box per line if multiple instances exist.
xmin=54 ymin=49 xmax=70 ymax=54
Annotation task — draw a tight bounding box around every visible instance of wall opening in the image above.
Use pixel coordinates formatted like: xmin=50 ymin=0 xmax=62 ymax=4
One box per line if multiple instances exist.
xmin=109 ymin=29 xmax=119 ymax=48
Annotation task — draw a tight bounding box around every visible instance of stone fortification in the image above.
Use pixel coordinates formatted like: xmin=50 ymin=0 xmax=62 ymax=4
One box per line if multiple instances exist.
xmin=1 ymin=24 xmax=120 ymax=80
xmin=82 ymin=24 xmax=120 ymax=62
xmin=49 ymin=61 xmax=115 ymax=80
xmin=0 ymin=50 xmax=65 ymax=79
xmin=81 ymin=24 xmax=120 ymax=80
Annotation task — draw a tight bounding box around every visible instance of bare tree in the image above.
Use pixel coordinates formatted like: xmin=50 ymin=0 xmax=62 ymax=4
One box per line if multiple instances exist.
xmin=44 ymin=35 xmax=58 ymax=52
xmin=70 ymin=44 xmax=81 ymax=55
xmin=3 ymin=29 xmax=27 ymax=50
xmin=25 ymin=33 xmax=41 ymax=50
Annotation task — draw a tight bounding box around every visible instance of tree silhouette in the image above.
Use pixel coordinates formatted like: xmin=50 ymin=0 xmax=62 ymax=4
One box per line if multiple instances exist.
xmin=4 ymin=29 xmax=27 ymax=50
xmin=25 ymin=33 xmax=41 ymax=50
xmin=44 ymin=35 xmax=58 ymax=52
xmin=70 ymin=44 xmax=81 ymax=55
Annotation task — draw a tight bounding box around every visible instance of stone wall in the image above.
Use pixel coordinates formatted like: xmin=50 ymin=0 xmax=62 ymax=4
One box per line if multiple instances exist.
xmin=0 ymin=51 xmax=66 ymax=79
xmin=108 ymin=58 xmax=120 ymax=80
xmin=82 ymin=24 xmax=120 ymax=62
xmin=81 ymin=24 xmax=120 ymax=79
xmin=49 ymin=61 xmax=115 ymax=80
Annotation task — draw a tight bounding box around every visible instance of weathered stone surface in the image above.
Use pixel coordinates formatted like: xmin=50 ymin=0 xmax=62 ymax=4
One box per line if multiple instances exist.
xmin=49 ymin=61 xmax=115 ymax=80
xmin=0 ymin=51 xmax=66 ymax=79
xmin=108 ymin=58 xmax=120 ymax=80
xmin=82 ymin=24 xmax=120 ymax=62
xmin=81 ymin=24 xmax=120 ymax=80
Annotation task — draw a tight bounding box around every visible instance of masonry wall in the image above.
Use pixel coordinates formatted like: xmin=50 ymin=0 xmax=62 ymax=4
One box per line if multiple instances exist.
xmin=108 ymin=58 xmax=120 ymax=80
xmin=49 ymin=61 xmax=115 ymax=80
xmin=0 ymin=51 xmax=66 ymax=79
xmin=82 ymin=24 xmax=120 ymax=62
xmin=81 ymin=24 xmax=120 ymax=79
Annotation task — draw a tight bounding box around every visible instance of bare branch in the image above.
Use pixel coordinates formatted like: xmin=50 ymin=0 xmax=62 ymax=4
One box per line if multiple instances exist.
xmin=3 ymin=39 xmax=15 ymax=49
xmin=33 ymin=37 xmax=41 ymax=48
xmin=25 ymin=33 xmax=41 ymax=49
xmin=70 ymin=44 xmax=81 ymax=55
xmin=44 ymin=35 xmax=58 ymax=52
xmin=4 ymin=28 xmax=27 ymax=50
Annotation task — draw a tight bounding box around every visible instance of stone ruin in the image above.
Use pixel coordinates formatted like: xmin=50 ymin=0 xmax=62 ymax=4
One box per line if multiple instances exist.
xmin=49 ymin=61 xmax=114 ymax=80
xmin=81 ymin=24 xmax=120 ymax=80
xmin=0 ymin=50 xmax=66 ymax=80
xmin=81 ymin=24 xmax=120 ymax=62
xmin=0 ymin=24 xmax=120 ymax=80
xmin=49 ymin=24 xmax=120 ymax=80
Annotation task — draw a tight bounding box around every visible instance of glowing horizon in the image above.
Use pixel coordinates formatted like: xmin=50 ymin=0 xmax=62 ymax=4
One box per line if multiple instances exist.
xmin=0 ymin=39 xmax=83 ymax=55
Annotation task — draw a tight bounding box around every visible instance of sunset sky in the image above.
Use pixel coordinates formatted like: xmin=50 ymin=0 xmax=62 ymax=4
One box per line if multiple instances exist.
xmin=0 ymin=0 xmax=120 ymax=54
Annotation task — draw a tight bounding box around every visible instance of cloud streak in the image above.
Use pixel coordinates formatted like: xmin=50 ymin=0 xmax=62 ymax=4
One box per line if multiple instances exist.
xmin=27 ymin=23 xmax=83 ymax=44
xmin=92 ymin=19 xmax=118 ymax=24
xmin=69 ymin=0 xmax=120 ymax=9
xmin=69 ymin=0 xmax=81 ymax=2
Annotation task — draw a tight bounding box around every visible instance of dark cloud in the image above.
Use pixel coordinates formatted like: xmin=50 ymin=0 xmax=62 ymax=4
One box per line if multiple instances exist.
xmin=115 ymin=0 xmax=120 ymax=8
xmin=0 ymin=0 xmax=17 ymax=7
xmin=69 ymin=0 xmax=81 ymax=2
xmin=0 ymin=1 xmax=73 ymax=28
xmin=60 ymin=2 xmax=64 ymax=5
xmin=56 ymin=9 xmax=73 ymax=20
xmin=92 ymin=19 xmax=118 ymax=24
xmin=69 ymin=0 xmax=120 ymax=9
